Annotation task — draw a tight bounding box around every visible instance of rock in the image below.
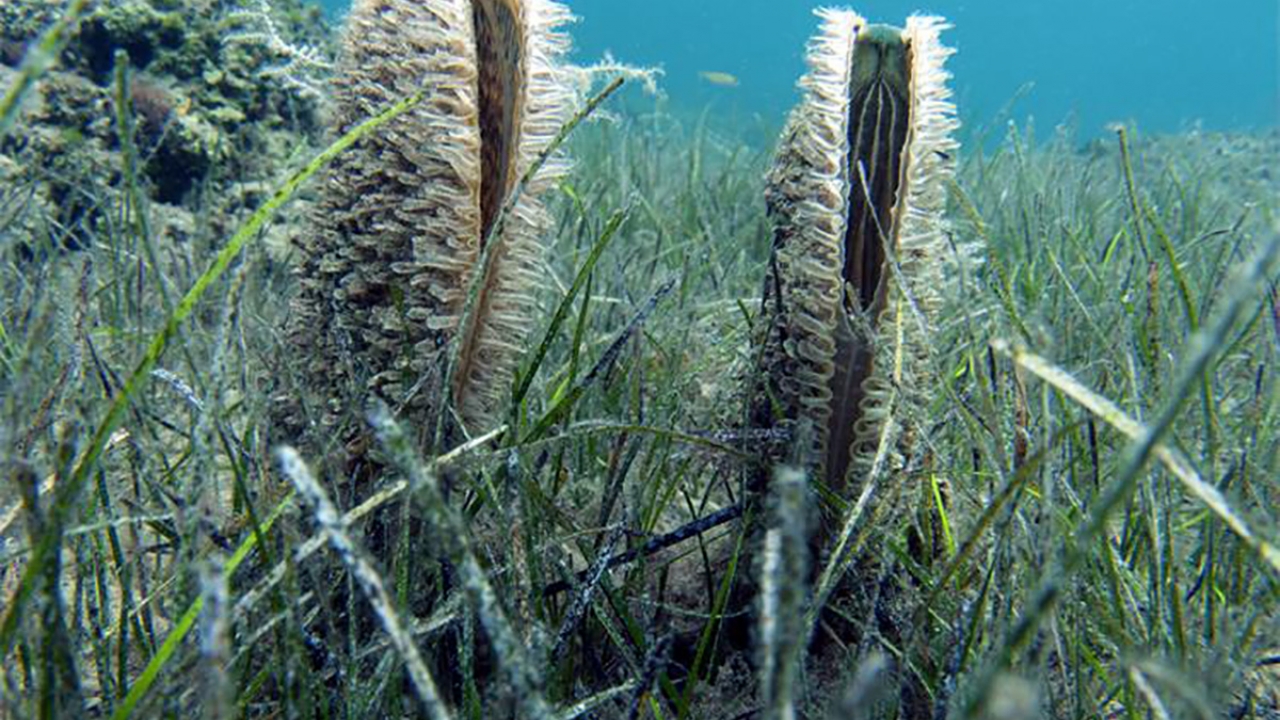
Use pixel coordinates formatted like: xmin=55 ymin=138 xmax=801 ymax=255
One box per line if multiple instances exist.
xmin=0 ymin=0 xmax=334 ymax=262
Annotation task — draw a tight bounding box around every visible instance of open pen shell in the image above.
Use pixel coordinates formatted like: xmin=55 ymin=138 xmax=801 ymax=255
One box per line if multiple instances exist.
xmin=752 ymin=10 xmax=962 ymax=520
xmin=285 ymin=0 xmax=576 ymax=445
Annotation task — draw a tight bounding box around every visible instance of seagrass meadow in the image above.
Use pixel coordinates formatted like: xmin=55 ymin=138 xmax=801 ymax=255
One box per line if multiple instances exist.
xmin=0 ymin=1 xmax=1278 ymax=718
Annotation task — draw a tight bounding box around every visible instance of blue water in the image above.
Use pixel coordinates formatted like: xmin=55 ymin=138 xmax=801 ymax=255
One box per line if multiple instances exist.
xmin=318 ymin=0 xmax=1279 ymax=141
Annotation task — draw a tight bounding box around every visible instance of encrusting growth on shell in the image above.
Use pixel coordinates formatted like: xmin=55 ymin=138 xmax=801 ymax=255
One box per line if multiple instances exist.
xmin=751 ymin=10 xmax=962 ymax=507
xmin=284 ymin=0 xmax=576 ymax=446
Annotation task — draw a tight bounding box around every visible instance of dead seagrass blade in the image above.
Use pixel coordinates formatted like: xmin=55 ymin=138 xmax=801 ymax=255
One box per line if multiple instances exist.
xmin=284 ymin=0 xmax=576 ymax=446
xmin=751 ymin=10 xmax=959 ymax=507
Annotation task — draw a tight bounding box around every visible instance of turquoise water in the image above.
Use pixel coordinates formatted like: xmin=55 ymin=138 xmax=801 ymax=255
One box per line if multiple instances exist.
xmin=318 ymin=0 xmax=1278 ymax=140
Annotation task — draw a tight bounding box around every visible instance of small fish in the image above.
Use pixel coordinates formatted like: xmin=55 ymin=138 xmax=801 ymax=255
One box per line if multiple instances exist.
xmin=698 ymin=71 xmax=740 ymax=87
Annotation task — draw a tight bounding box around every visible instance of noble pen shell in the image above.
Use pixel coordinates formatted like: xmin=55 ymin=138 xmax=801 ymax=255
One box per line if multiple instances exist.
xmin=283 ymin=0 xmax=579 ymax=447
xmin=750 ymin=10 xmax=968 ymax=507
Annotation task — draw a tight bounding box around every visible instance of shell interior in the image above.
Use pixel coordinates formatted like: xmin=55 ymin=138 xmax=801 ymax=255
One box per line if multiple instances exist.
xmin=842 ymin=24 xmax=911 ymax=318
xmin=827 ymin=23 xmax=914 ymax=487
xmin=473 ymin=0 xmax=526 ymax=243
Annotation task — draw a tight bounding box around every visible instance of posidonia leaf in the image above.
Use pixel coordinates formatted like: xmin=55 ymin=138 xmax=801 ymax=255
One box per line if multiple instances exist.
xmin=0 ymin=85 xmax=430 ymax=706
xmin=112 ymin=493 xmax=294 ymax=720
xmin=997 ymin=341 xmax=1280 ymax=575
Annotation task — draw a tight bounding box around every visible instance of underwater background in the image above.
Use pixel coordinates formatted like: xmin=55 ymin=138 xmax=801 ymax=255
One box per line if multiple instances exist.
xmin=1 ymin=0 xmax=1279 ymax=716
xmin=315 ymin=0 xmax=1280 ymax=141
